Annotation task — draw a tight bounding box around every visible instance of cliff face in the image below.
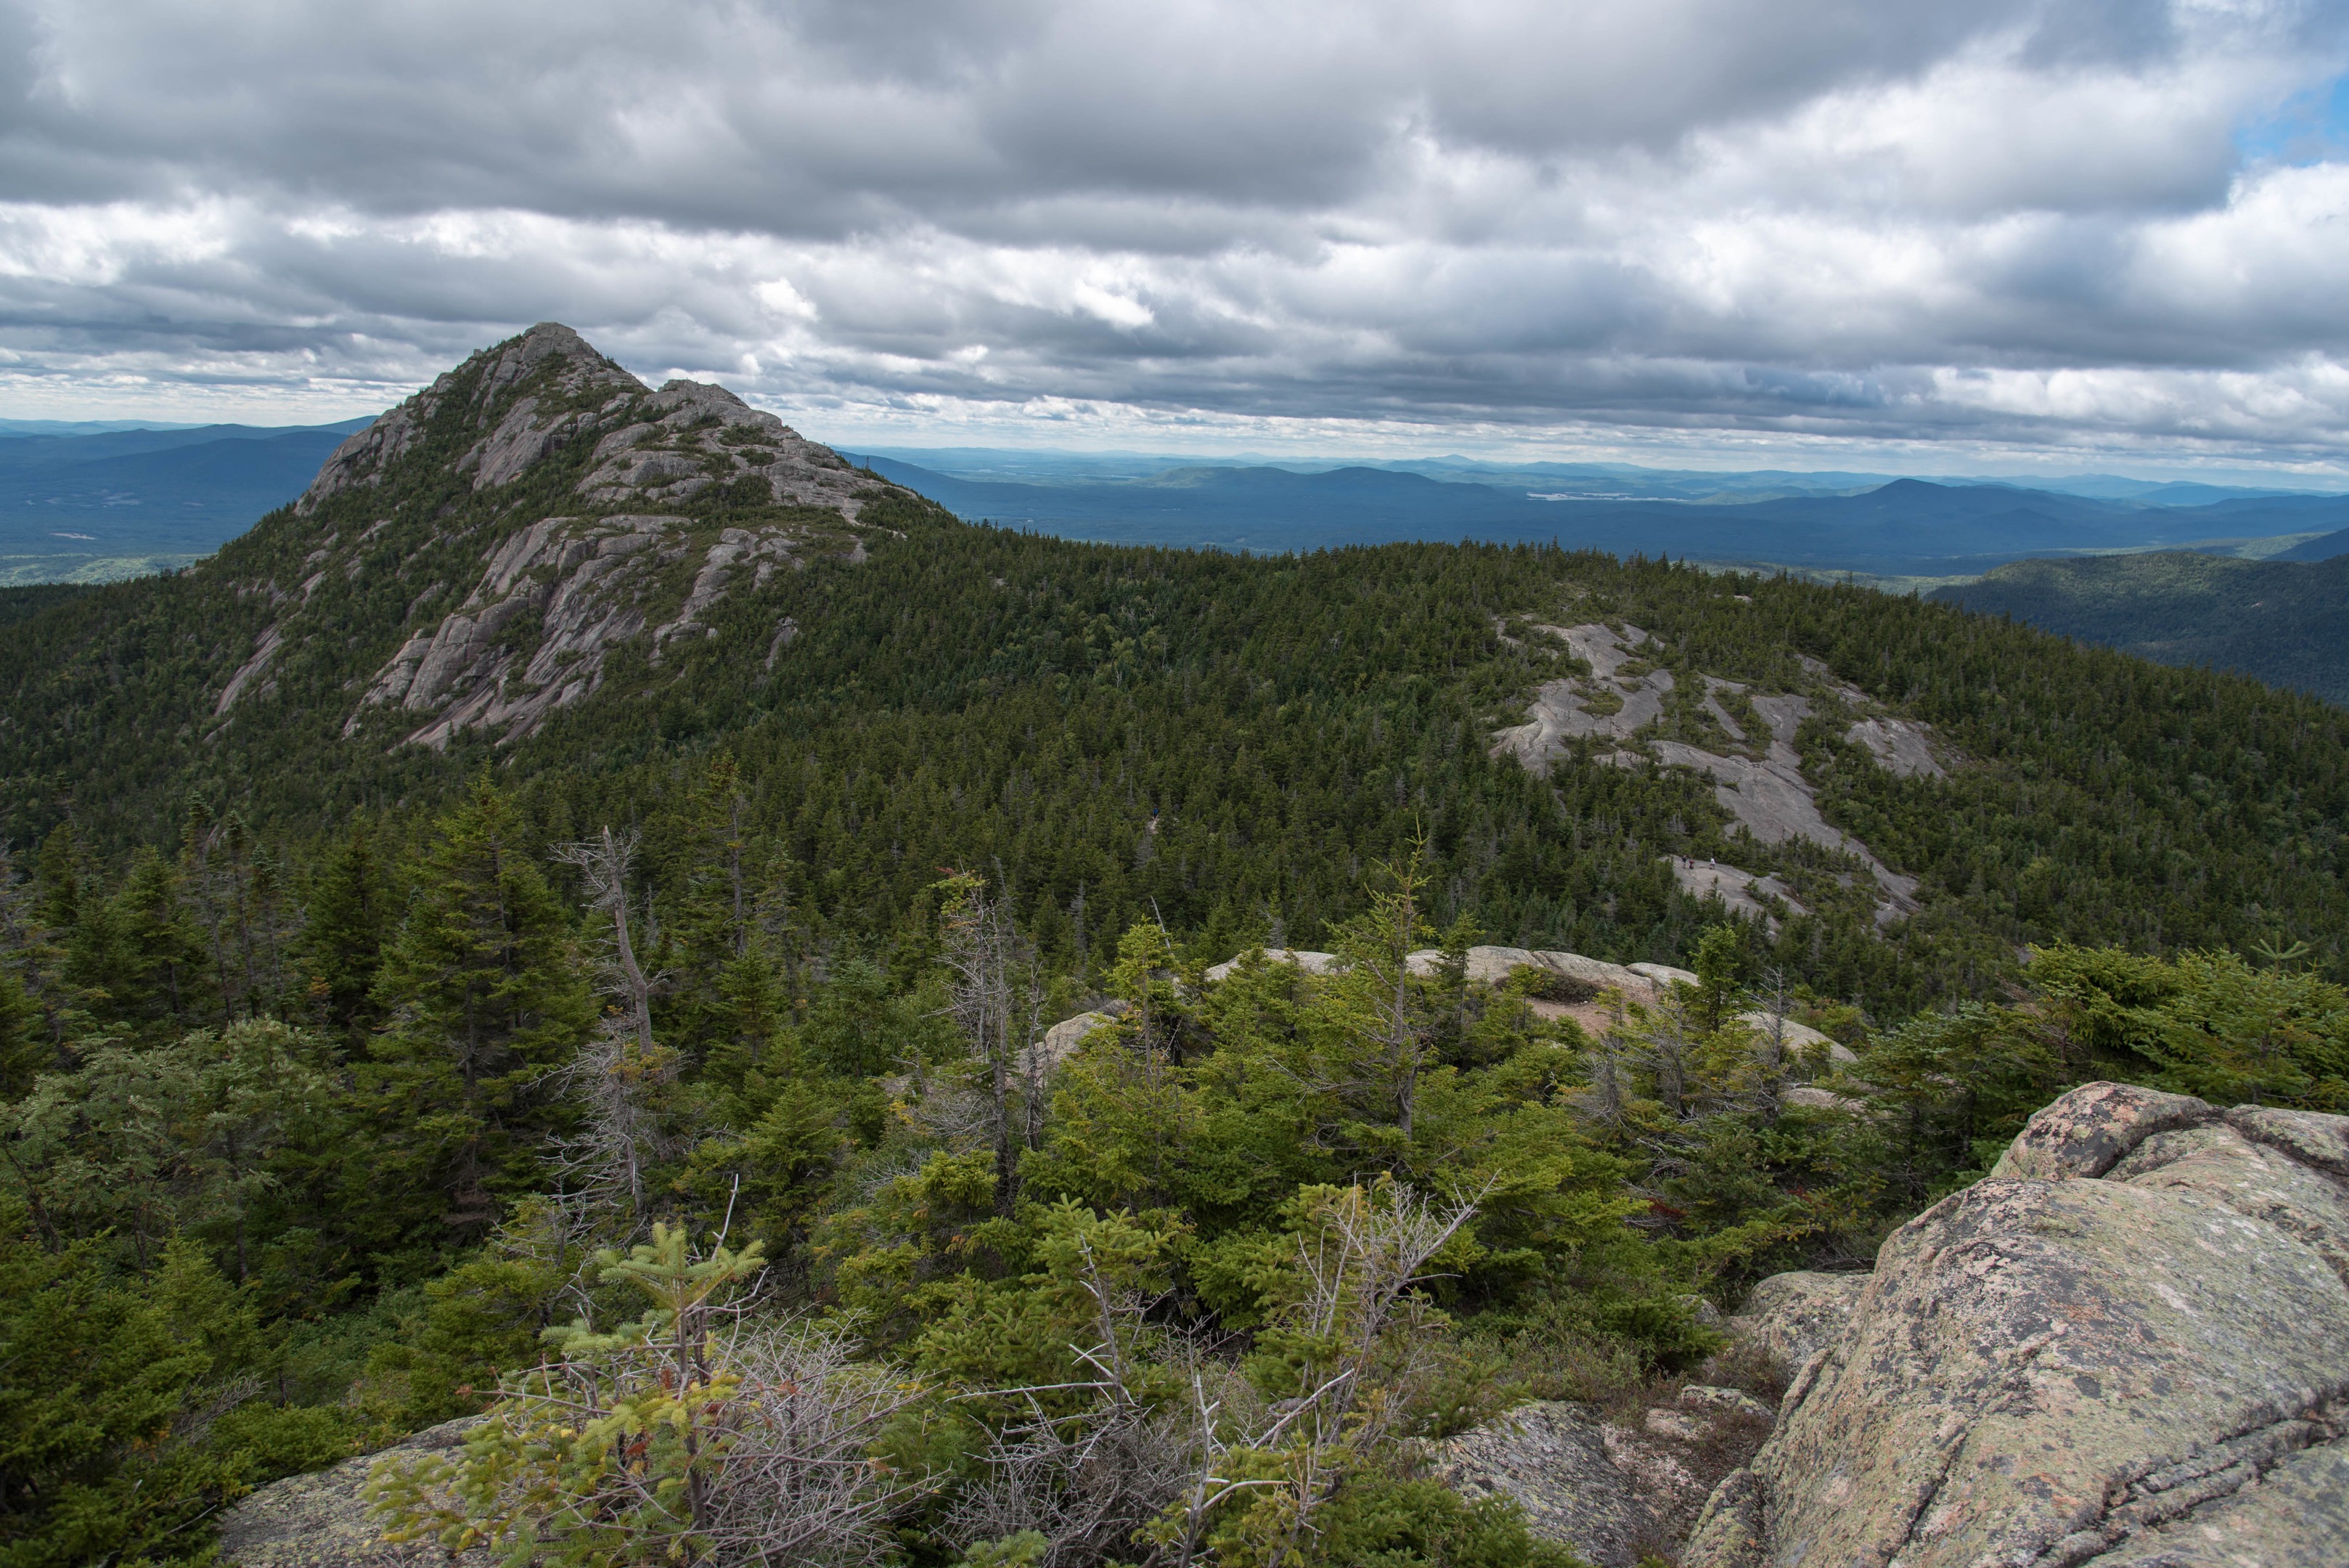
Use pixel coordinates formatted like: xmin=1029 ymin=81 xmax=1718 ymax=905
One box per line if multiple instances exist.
xmin=1689 ymin=1082 xmax=2349 ymax=1567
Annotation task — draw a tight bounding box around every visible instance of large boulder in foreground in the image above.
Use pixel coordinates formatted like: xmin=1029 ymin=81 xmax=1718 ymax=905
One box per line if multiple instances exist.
xmin=1686 ymin=1081 xmax=2349 ymax=1568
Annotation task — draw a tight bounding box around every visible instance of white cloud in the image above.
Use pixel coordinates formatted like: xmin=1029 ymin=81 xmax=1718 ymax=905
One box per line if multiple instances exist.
xmin=0 ymin=0 xmax=2342 ymax=470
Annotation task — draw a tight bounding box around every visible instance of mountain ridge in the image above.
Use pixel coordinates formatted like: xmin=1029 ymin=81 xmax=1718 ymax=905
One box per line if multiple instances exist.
xmin=854 ymin=454 xmax=2349 ymax=576
xmin=1933 ymin=550 xmax=2349 ymax=706
xmin=192 ymin=323 xmax=914 ymax=751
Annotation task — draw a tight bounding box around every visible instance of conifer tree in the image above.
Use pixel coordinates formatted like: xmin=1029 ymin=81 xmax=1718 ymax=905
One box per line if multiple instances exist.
xmin=367 ymin=780 xmax=595 ymax=1230
xmin=0 ymin=840 xmax=66 ymax=1060
xmin=301 ymin=821 xmax=391 ymax=1038
xmin=652 ymin=759 xmax=756 ymax=1067
xmin=107 ymin=848 xmax=215 ymax=1030
xmin=31 ymin=823 xmax=80 ymax=936
xmin=0 ymin=969 xmax=36 ymax=1101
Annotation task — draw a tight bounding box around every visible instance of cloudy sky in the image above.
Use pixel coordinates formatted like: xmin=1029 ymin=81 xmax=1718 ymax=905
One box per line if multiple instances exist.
xmin=2 ymin=0 xmax=2347 ymax=474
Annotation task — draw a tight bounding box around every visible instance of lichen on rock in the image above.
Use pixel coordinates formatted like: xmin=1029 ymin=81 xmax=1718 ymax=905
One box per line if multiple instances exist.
xmin=1684 ymin=1081 xmax=2349 ymax=1568
xmin=216 ymin=1417 xmax=489 ymax=1567
xmin=1429 ymin=1401 xmax=1661 ymax=1567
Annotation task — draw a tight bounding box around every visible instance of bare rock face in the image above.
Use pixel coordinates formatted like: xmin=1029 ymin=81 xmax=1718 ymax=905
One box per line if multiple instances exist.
xmin=1646 ymin=702 xmax=1921 ymax=920
xmin=1199 ymin=947 xmax=1344 ymax=982
xmin=218 ymin=1417 xmax=489 ymax=1567
xmin=1431 ymin=1402 xmax=1662 ymax=1567
xmin=1490 ymin=621 xmax=1675 ymax=759
xmin=343 ymin=512 xmax=820 ymax=749
xmin=1490 ymin=621 xmax=1932 ymax=922
xmin=576 ymin=377 xmax=873 ymax=517
xmin=1684 ymin=1082 xmax=2349 ymax=1568
xmin=1669 ymin=856 xmax=1810 ymax=928
xmin=1723 ymin=1270 xmax=1865 ymax=1369
xmin=1845 ymin=714 xmax=1945 ymax=779
xmin=1434 ymin=1388 xmax=1778 ymax=1567
xmin=264 ymin=323 xmax=920 ymax=750
xmin=299 ymin=324 xmax=639 ymax=516
xmin=1036 ymin=1009 xmax=1114 ymax=1071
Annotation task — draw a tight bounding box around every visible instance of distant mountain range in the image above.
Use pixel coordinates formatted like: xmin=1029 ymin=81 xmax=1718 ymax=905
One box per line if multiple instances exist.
xmin=846 ymin=446 xmax=2346 ymax=507
xmin=0 ymin=418 xmax=369 ymax=581
xmin=4 ymin=417 xmax=2345 ymax=589
xmin=845 ymin=452 xmax=2349 ymax=580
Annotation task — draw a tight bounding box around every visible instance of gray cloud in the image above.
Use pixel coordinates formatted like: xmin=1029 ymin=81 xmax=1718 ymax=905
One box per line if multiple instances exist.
xmin=0 ymin=0 xmax=2345 ymax=469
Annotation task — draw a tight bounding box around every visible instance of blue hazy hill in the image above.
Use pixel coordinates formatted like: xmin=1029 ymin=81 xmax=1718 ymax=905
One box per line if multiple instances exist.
xmin=0 ymin=420 xmax=368 ymax=579
xmin=2271 ymin=525 xmax=2349 ymax=562
xmin=854 ymin=455 xmax=2349 ymax=579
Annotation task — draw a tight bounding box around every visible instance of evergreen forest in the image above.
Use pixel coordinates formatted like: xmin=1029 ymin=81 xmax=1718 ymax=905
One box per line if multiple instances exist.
xmin=1935 ymin=547 xmax=2349 ymax=706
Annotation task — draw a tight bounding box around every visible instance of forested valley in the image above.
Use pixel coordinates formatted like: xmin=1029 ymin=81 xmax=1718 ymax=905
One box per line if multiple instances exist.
xmin=4 ymin=327 xmax=2348 ymax=1568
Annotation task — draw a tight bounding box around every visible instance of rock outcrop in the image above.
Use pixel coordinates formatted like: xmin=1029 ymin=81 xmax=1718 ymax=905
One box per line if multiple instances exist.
xmin=1492 ymin=621 xmax=1932 ymax=921
xmin=1198 ymin=947 xmax=1851 ymax=1090
xmin=1433 ymin=1386 xmax=1778 ymax=1567
xmin=576 ymin=377 xmax=874 ymax=518
xmin=1490 ymin=620 xmax=1678 ymax=756
xmin=1668 ymin=855 xmax=1809 ymax=928
xmin=1845 ymin=714 xmax=1944 ymax=779
xmin=1035 ymin=1008 xmax=1116 ymax=1070
xmin=1723 ymin=1269 xmax=1864 ymax=1368
xmin=1686 ymin=1081 xmax=2349 ymax=1568
xmin=218 ymin=1417 xmax=489 ymax=1567
xmin=343 ymin=512 xmax=811 ymax=748
xmin=298 ymin=324 xmax=639 ymax=516
xmin=1203 ymin=943 xmax=1659 ymax=993
xmin=1431 ymin=1402 xmax=1665 ymax=1567
xmin=1200 ymin=947 xmax=1346 ymax=982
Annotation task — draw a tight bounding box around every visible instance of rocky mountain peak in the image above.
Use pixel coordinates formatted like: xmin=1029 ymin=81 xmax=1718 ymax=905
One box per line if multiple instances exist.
xmin=475 ymin=322 xmax=623 ymax=401
xmin=207 ymin=324 xmax=925 ymax=750
xmin=296 ymin=322 xmax=641 ymax=515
